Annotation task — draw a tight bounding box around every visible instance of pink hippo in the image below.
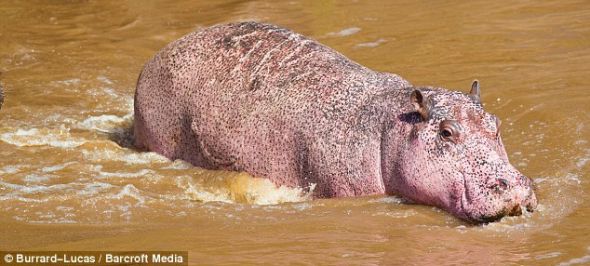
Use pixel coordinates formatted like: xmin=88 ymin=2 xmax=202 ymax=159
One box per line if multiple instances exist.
xmin=134 ymin=22 xmax=537 ymax=223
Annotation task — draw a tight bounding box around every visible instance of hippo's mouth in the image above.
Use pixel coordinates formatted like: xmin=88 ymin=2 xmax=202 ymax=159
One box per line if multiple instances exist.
xmin=459 ymin=189 xmax=503 ymax=223
xmin=458 ymin=175 xmax=527 ymax=223
xmin=458 ymin=171 xmax=506 ymax=224
xmin=459 ymin=182 xmax=483 ymax=223
xmin=458 ymin=170 xmax=477 ymax=222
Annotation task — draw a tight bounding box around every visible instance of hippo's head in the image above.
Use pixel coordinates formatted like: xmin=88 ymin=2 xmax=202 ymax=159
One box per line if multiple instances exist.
xmin=397 ymin=81 xmax=537 ymax=223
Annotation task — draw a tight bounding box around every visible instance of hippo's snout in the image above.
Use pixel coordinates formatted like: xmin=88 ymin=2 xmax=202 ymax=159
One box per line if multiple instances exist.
xmin=477 ymin=200 xmax=534 ymax=223
xmin=463 ymin=173 xmax=538 ymax=224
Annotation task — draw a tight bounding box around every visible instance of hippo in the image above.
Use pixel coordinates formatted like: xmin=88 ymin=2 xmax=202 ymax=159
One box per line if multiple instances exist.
xmin=134 ymin=22 xmax=537 ymax=223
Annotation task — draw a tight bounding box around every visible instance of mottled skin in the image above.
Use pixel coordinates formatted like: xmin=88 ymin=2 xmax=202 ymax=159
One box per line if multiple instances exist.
xmin=134 ymin=22 xmax=537 ymax=223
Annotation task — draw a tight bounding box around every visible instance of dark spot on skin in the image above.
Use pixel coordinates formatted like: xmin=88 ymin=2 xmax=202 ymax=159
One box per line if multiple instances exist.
xmin=398 ymin=112 xmax=422 ymax=124
xmin=249 ymin=76 xmax=260 ymax=91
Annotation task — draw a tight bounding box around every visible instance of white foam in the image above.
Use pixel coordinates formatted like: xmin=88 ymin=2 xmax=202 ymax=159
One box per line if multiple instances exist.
xmin=372 ymin=209 xmax=417 ymax=219
xmin=328 ymin=27 xmax=361 ymax=37
xmin=82 ymin=148 xmax=168 ymax=165
xmin=97 ymin=76 xmax=114 ymax=85
xmin=111 ymin=184 xmax=146 ymax=204
xmin=76 ymin=182 xmax=115 ymax=196
xmin=23 ymin=174 xmax=51 ymax=183
xmin=0 ymin=127 xmax=85 ymax=148
xmin=76 ymin=114 xmax=132 ymax=133
xmin=0 ymin=180 xmax=70 ymax=195
xmin=43 ymin=114 xmax=78 ymax=126
xmin=0 ymin=165 xmax=25 ymax=174
xmin=355 ymin=38 xmax=386 ymax=48
xmin=180 ymin=177 xmax=233 ymax=203
xmin=0 ymin=196 xmax=48 ymax=203
xmin=162 ymin=160 xmax=193 ymax=170
xmin=370 ymin=196 xmax=404 ymax=204
xmin=179 ymin=174 xmax=312 ymax=205
xmin=565 ymin=173 xmax=582 ymax=185
xmin=291 ymin=202 xmax=313 ymax=211
xmin=30 ymin=217 xmax=77 ymax=224
xmin=230 ymin=176 xmax=311 ymax=205
xmin=558 ymin=247 xmax=590 ymax=266
xmin=98 ymin=169 xmax=153 ymax=179
xmin=54 ymin=78 xmax=81 ymax=86
xmin=535 ymin=252 xmax=562 ymax=260
xmin=55 ymin=206 xmax=74 ymax=212
xmin=576 ymin=149 xmax=590 ymax=168
xmin=41 ymin=162 xmax=75 ymax=173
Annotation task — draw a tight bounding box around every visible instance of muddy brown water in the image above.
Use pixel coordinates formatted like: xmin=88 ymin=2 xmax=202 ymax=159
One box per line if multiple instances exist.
xmin=0 ymin=1 xmax=589 ymax=265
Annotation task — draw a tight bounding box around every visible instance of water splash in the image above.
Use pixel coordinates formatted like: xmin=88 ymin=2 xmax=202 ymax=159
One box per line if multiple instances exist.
xmin=180 ymin=173 xmax=313 ymax=205
xmin=0 ymin=126 xmax=85 ymax=148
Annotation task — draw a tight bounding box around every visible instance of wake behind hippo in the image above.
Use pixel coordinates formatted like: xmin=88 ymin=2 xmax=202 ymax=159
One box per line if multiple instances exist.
xmin=134 ymin=22 xmax=537 ymax=223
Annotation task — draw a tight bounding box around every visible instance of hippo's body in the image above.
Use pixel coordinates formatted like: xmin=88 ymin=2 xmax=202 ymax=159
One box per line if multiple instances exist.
xmin=134 ymin=22 xmax=537 ymax=223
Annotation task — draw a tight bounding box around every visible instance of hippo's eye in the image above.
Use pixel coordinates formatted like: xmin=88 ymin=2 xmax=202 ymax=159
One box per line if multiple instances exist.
xmin=439 ymin=120 xmax=460 ymax=142
xmin=441 ymin=129 xmax=452 ymax=138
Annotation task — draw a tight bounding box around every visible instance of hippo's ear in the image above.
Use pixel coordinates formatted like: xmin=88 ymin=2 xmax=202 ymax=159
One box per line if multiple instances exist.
xmin=410 ymin=89 xmax=430 ymax=121
xmin=469 ymin=80 xmax=481 ymax=103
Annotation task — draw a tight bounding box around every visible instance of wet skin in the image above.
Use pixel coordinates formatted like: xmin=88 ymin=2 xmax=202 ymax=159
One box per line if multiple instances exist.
xmin=133 ymin=22 xmax=537 ymax=223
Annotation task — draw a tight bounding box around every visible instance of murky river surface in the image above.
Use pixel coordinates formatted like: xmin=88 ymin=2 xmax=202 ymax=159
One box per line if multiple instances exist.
xmin=1 ymin=1 xmax=589 ymax=265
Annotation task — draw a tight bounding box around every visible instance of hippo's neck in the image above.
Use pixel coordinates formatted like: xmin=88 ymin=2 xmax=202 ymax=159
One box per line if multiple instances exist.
xmin=366 ymin=87 xmax=420 ymax=195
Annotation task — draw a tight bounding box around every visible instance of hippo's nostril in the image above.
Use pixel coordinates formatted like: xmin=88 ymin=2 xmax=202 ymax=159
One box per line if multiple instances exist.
xmin=490 ymin=178 xmax=510 ymax=193
xmin=508 ymin=205 xmax=522 ymax=216
xmin=525 ymin=203 xmax=535 ymax=212
xmin=498 ymin=178 xmax=509 ymax=190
